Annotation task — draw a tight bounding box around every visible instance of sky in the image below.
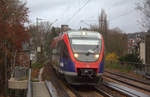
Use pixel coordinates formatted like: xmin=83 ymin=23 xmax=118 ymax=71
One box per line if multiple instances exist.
xmin=23 ymin=0 xmax=144 ymax=33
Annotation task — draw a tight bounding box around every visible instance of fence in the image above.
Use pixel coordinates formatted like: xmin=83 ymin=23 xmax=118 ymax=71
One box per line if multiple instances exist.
xmin=119 ymin=62 xmax=150 ymax=76
xmin=27 ymin=69 xmax=32 ymax=97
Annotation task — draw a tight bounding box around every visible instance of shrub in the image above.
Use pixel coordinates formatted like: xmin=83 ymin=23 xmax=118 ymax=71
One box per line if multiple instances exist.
xmin=106 ymin=52 xmax=118 ymax=64
xmin=31 ymin=62 xmax=43 ymax=69
xmin=105 ymin=63 xmax=135 ymax=73
xmin=118 ymin=54 xmax=142 ymax=68
xmin=119 ymin=54 xmax=142 ymax=64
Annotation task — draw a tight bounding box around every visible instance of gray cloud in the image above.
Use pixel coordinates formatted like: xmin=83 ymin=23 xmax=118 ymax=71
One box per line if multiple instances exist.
xmin=24 ymin=0 xmax=143 ymax=33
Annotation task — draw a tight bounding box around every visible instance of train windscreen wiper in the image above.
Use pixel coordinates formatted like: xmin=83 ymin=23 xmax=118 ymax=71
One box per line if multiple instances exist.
xmin=86 ymin=45 xmax=98 ymax=56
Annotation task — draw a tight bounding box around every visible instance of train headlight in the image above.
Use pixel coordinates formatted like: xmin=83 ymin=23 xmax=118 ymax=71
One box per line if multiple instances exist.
xmin=94 ymin=54 xmax=99 ymax=59
xmin=74 ymin=53 xmax=79 ymax=58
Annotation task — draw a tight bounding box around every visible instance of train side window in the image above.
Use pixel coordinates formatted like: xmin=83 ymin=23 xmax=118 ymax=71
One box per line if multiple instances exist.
xmin=59 ymin=41 xmax=64 ymax=57
xmin=63 ymin=44 xmax=68 ymax=58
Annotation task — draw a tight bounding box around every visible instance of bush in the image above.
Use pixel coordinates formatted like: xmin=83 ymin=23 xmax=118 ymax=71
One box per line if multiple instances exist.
xmin=119 ymin=54 xmax=142 ymax=64
xmin=106 ymin=52 xmax=118 ymax=64
xmin=31 ymin=62 xmax=43 ymax=69
xmin=118 ymin=54 xmax=142 ymax=68
xmin=105 ymin=63 xmax=135 ymax=73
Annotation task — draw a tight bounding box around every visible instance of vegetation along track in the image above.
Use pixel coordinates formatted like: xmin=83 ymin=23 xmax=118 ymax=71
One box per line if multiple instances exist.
xmin=104 ymin=70 xmax=150 ymax=93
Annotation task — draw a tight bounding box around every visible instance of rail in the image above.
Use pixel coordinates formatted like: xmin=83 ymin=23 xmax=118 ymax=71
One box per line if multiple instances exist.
xmin=64 ymin=82 xmax=82 ymax=97
xmin=104 ymin=72 xmax=150 ymax=92
xmin=45 ymin=80 xmax=58 ymax=97
xmin=105 ymin=70 xmax=150 ymax=85
xmin=104 ymin=81 xmax=150 ymax=97
xmin=27 ymin=69 xmax=32 ymax=97
xmin=94 ymin=86 xmax=114 ymax=97
xmin=119 ymin=62 xmax=150 ymax=74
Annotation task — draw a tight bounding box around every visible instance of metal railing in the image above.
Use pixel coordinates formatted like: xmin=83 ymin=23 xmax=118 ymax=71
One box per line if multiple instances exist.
xmin=106 ymin=61 xmax=150 ymax=78
xmin=120 ymin=62 xmax=150 ymax=73
xmin=27 ymin=69 xmax=32 ymax=97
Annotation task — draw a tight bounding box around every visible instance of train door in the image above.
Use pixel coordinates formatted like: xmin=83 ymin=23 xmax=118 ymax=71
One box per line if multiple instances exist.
xmin=57 ymin=40 xmax=64 ymax=73
xmin=51 ymin=46 xmax=57 ymax=70
xmin=51 ymin=42 xmax=61 ymax=71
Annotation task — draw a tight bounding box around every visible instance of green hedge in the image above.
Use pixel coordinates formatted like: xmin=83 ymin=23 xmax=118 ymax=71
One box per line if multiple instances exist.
xmin=105 ymin=63 xmax=136 ymax=73
xmin=31 ymin=62 xmax=43 ymax=69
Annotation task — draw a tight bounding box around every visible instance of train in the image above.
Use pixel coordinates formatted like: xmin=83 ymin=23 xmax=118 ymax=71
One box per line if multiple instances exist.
xmin=50 ymin=30 xmax=104 ymax=85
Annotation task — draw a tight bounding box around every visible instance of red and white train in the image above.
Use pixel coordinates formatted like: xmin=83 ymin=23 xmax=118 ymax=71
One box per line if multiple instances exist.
xmin=51 ymin=30 xmax=104 ymax=85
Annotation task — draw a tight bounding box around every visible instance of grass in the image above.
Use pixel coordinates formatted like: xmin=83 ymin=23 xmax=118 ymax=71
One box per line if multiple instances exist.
xmin=105 ymin=63 xmax=147 ymax=80
xmin=105 ymin=63 xmax=136 ymax=73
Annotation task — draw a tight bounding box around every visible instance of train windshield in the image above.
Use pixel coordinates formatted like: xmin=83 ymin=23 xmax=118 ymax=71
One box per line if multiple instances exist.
xmin=70 ymin=37 xmax=102 ymax=62
xmin=71 ymin=38 xmax=101 ymax=53
xmin=68 ymin=31 xmax=102 ymax=61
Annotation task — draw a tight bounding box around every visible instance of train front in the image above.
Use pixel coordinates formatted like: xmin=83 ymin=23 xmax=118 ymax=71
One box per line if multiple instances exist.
xmin=64 ymin=31 xmax=104 ymax=85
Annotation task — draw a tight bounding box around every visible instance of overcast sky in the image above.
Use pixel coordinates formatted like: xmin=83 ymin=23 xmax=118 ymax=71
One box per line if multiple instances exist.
xmin=23 ymin=0 xmax=144 ymax=33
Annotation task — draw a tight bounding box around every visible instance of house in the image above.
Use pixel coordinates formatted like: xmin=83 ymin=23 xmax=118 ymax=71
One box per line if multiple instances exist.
xmin=139 ymin=32 xmax=150 ymax=74
xmin=127 ymin=32 xmax=145 ymax=54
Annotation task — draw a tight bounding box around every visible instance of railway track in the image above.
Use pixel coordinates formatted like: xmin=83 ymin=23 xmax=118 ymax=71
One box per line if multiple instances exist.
xmin=63 ymin=71 xmax=150 ymax=97
xmin=94 ymin=86 xmax=114 ymax=97
xmin=62 ymin=81 xmax=83 ymax=97
xmin=43 ymin=63 xmax=150 ymax=97
xmin=105 ymin=70 xmax=150 ymax=85
xmin=104 ymin=70 xmax=150 ymax=95
xmin=45 ymin=79 xmax=150 ymax=97
xmin=103 ymin=81 xmax=150 ymax=97
xmin=65 ymin=83 xmax=115 ymax=97
xmin=45 ymin=64 xmax=73 ymax=97
xmin=47 ymin=65 xmax=110 ymax=97
xmin=44 ymin=64 xmax=115 ymax=97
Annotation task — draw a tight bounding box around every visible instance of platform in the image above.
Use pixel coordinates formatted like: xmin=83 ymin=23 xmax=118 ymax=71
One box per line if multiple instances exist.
xmin=32 ymin=82 xmax=51 ymax=97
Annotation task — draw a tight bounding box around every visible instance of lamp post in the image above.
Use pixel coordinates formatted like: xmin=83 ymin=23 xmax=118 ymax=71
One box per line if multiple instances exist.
xmin=36 ymin=18 xmax=58 ymax=62
xmin=30 ymin=53 xmax=33 ymax=68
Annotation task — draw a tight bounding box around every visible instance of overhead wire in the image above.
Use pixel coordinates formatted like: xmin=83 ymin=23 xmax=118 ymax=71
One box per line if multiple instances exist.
xmin=109 ymin=9 xmax=135 ymax=22
xmin=59 ymin=2 xmax=71 ymax=24
xmin=81 ymin=9 xmax=135 ymax=27
xmin=80 ymin=1 xmax=135 ymax=27
xmin=66 ymin=0 xmax=92 ymax=24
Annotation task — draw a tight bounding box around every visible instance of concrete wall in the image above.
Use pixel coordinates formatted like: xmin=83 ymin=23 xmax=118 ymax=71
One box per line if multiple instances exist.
xmin=140 ymin=42 xmax=146 ymax=64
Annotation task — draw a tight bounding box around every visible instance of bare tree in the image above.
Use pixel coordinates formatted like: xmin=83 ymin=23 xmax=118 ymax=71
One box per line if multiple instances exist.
xmin=28 ymin=22 xmax=58 ymax=64
xmin=90 ymin=9 xmax=127 ymax=57
xmin=107 ymin=28 xmax=128 ymax=56
xmin=98 ymin=9 xmax=108 ymax=54
xmin=90 ymin=24 xmax=99 ymax=31
xmin=99 ymin=9 xmax=108 ymax=39
xmin=137 ymin=0 xmax=150 ymax=30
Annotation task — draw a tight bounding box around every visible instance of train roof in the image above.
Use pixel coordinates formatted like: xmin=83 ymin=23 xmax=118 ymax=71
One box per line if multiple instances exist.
xmin=60 ymin=30 xmax=102 ymax=39
xmin=51 ymin=30 xmax=102 ymax=47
